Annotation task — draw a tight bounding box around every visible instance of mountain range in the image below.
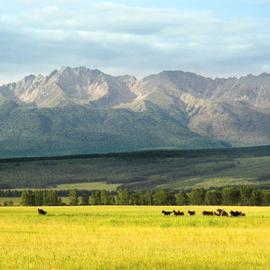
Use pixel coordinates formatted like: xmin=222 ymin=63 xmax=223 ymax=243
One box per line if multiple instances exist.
xmin=1 ymin=66 xmax=270 ymax=157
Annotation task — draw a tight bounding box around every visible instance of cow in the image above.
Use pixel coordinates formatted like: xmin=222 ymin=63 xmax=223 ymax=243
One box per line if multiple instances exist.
xmin=188 ymin=210 xmax=195 ymax=216
xmin=173 ymin=210 xmax=184 ymax=216
xmin=217 ymin=209 xmax=229 ymax=217
xmin=230 ymin=211 xmax=239 ymax=217
xmin=162 ymin=210 xmax=172 ymax=216
xmin=221 ymin=211 xmax=229 ymax=217
xmin=237 ymin=211 xmax=245 ymax=217
xmin=202 ymin=211 xmax=214 ymax=216
xmin=230 ymin=210 xmax=244 ymax=217
xmin=38 ymin=208 xmax=47 ymax=215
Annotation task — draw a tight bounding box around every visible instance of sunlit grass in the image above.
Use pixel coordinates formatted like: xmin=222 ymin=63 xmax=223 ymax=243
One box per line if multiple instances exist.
xmin=2 ymin=151 xmax=270 ymax=190
xmin=0 ymin=206 xmax=269 ymax=269
xmin=56 ymin=181 xmax=120 ymax=191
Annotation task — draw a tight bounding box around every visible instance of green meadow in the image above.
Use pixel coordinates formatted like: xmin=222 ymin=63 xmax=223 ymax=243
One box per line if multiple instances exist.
xmin=1 ymin=146 xmax=270 ymax=190
xmin=0 ymin=206 xmax=269 ymax=270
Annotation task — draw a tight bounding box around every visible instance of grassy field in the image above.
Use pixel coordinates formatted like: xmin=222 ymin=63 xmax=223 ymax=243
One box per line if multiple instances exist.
xmin=55 ymin=182 xmax=120 ymax=191
xmin=1 ymin=146 xmax=270 ymax=190
xmin=0 ymin=206 xmax=269 ymax=269
xmin=6 ymin=182 xmax=120 ymax=192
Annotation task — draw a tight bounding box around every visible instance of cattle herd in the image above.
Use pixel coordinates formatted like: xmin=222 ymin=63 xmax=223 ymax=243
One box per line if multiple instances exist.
xmin=37 ymin=208 xmax=245 ymax=217
xmin=162 ymin=208 xmax=246 ymax=217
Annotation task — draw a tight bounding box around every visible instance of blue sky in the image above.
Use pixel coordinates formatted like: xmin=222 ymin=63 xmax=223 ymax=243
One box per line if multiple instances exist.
xmin=0 ymin=0 xmax=270 ymax=83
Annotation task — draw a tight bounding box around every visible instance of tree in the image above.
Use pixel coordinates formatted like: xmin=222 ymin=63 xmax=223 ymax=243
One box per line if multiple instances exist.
xmin=262 ymin=190 xmax=270 ymax=206
xmin=154 ymin=188 xmax=169 ymax=205
xmin=34 ymin=190 xmax=44 ymax=206
xmin=81 ymin=193 xmax=89 ymax=205
xmin=250 ymin=189 xmax=263 ymax=206
xmin=116 ymin=188 xmax=130 ymax=205
xmin=100 ymin=190 xmax=112 ymax=205
xmin=240 ymin=186 xmax=254 ymax=206
xmin=3 ymin=200 xmax=13 ymax=206
xmin=143 ymin=191 xmax=153 ymax=205
xmin=21 ymin=190 xmax=34 ymax=206
xmin=69 ymin=189 xmax=79 ymax=206
xmin=190 ymin=188 xmax=206 ymax=205
xmin=222 ymin=187 xmax=240 ymax=205
xmin=137 ymin=192 xmax=145 ymax=205
xmin=175 ymin=189 xmax=189 ymax=205
xmin=89 ymin=191 xmax=101 ymax=205
xmin=205 ymin=190 xmax=222 ymax=205
xmin=129 ymin=193 xmax=140 ymax=205
xmin=46 ymin=190 xmax=59 ymax=206
xmin=137 ymin=191 xmax=153 ymax=205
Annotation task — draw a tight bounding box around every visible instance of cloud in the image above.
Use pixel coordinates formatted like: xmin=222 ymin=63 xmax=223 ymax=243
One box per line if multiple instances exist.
xmin=243 ymin=0 xmax=270 ymax=3
xmin=0 ymin=1 xmax=270 ymax=81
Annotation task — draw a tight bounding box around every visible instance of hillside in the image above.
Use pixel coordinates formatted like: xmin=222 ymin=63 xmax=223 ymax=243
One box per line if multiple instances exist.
xmin=1 ymin=146 xmax=270 ymax=190
xmin=1 ymin=67 xmax=270 ymax=157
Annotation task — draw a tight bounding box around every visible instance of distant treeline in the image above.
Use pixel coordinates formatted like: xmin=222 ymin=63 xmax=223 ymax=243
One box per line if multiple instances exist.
xmin=7 ymin=186 xmax=270 ymax=206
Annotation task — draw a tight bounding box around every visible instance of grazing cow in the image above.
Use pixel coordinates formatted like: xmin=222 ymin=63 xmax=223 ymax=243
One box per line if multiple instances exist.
xmin=214 ymin=211 xmax=220 ymax=216
xmin=216 ymin=209 xmax=229 ymax=217
xmin=162 ymin=210 xmax=172 ymax=216
xmin=230 ymin=210 xmax=245 ymax=217
xmin=38 ymin=208 xmax=47 ymax=215
xmin=221 ymin=211 xmax=229 ymax=217
xmin=202 ymin=211 xmax=214 ymax=216
xmin=173 ymin=210 xmax=184 ymax=216
xmin=236 ymin=211 xmax=245 ymax=217
xmin=188 ymin=210 xmax=195 ymax=216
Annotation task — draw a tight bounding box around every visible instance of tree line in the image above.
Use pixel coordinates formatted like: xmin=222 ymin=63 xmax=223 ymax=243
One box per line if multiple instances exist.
xmin=21 ymin=190 xmax=62 ymax=206
xmin=16 ymin=186 xmax=270 ymax=206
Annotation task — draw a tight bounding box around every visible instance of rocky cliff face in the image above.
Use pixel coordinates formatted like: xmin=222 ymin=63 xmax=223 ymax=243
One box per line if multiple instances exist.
xmin=0 ymin=67 xmax=137 ymax=108
xmin=0 ymin=67 xmax=270 ymax=157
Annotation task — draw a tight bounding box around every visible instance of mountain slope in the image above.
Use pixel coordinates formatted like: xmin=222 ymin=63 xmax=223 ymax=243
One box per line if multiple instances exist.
xmin=1 ymin=67 xmax=270 ymax=157
xmin=0 ymin=103 xmax=226 ymax=157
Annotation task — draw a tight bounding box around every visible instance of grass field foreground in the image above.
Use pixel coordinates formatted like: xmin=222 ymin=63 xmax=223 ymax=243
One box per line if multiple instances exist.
xmin=0 ymin=206 xmax=270 ymax=269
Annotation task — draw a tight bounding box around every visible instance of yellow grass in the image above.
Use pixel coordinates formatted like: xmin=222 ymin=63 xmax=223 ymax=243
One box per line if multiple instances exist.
xmin=0 ymin=206 xmax=270 ymax=269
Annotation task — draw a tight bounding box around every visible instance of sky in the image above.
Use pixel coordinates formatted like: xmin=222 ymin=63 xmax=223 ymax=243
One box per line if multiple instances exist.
xmin=0 ymin=0 xmax=270 ymax=83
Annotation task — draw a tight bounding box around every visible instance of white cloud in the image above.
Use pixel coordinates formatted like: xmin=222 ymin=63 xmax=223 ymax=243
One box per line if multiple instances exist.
xmin=0 ymin=1 xmax=270 ymax=80
xmin=243 ymin=0 xmax=270 ymax=3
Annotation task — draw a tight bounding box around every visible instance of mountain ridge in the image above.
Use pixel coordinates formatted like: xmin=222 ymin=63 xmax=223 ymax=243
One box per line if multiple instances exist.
xmin=0 ymin=66 xmax=270 ymax=157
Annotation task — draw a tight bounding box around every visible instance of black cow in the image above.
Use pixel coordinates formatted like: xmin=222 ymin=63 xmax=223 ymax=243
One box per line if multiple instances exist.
xmin=188 ymin=210 xmax=195 ymax=216
xmin=162 ymin=210 xmax=172 ymax=216
xmin=230 ymin=210 xmax=245 ymax=217
xmin=173 ymin=210 xmax=184 ymax=216
xmin=202 ymin=211 xmax=214 ymax=216
xmin=38 ymin=208 xmax=47 ymax=215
